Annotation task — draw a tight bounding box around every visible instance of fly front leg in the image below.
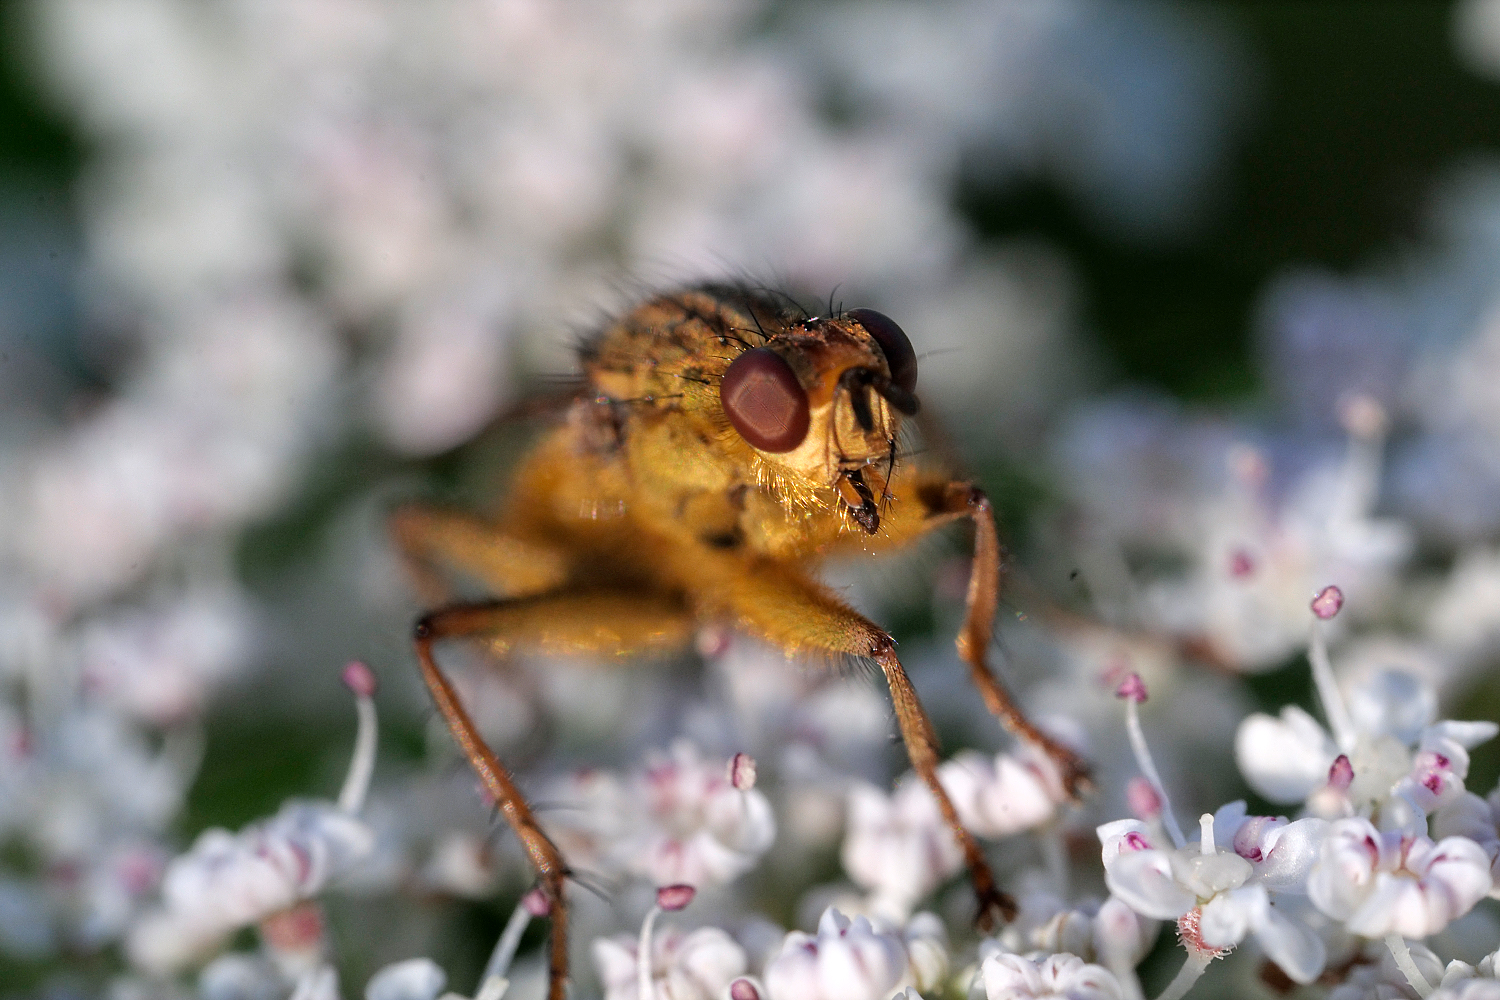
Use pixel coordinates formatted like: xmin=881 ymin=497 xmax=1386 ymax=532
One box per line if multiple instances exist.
xmin=923 ymin=480 xmax=1092 ymax=798
xmin=413 ymin=590 xmax=694 ymax=1000
xmin=831 ymin=471 xmax=1093 ymax=798
xmin=708 ymin=562 xmax=1016 ymax=928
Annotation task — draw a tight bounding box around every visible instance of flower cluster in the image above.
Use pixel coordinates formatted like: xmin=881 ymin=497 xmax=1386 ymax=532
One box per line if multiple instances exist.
xmin=8 ymin=2 xmax=1500 ymax=1000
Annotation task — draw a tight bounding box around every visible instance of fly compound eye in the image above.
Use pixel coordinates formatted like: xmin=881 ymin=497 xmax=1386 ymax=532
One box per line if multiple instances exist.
xmin=720 ymin=347 xmax=810 ymax=453
xmin=847 ymin=308 xmax=917 ymax=395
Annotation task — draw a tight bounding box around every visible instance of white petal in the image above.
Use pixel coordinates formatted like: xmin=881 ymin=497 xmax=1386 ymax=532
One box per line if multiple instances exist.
xmin=980 ymin=953 xmax=1045 ymax=1000
xmin=1427 ymin=720 xmax=1500 ymax=751
xmin=366 ymin=959 xmax=446 ymax=1000
xmin=1103 ymin=849 xmax=1196 ymax=920
xmin=1093 ymin=896 xmax=1157 ymax=968
xmin=1212 ymin=800 xmax=1249 ymax=848
xmin=1344 ymin=872 xmax=1426 ymax=938
xmin=672 ymin=927 xmax=749 ymax=1000
xmin=1346 ymin=669 xmax=1435 ymax=746
xmin=1198 ymin=890 xmax=1252 ymax=949
xmin=1242 ymin=889 xmax=1326 ymax=985
xmin=1236 ymin=707 xmax=1336 ymax=803
xmin=1255 ymin=818 xmax=1328 ymax=893
xmin=1096 ymin=819 xmax=1155 ymax=861
xmin=591 ymin=936 xmax=638 ymax=995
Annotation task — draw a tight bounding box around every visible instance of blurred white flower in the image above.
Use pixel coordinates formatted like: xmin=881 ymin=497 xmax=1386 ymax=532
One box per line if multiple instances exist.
xmin=626 ymin=741 xmax=776 ymax=888
xmin=1326 ymin=940 xmax=1445 ymax=1000
xmin=840 ymin=776 xmax=961 ymax=919
xmin=1307 ymin=817 xmax=1493 ymax=939
xmin=1437 ymin=946 xmax=1500 ymax=999
xmin=763 ymin=907 xmax=907 ymax=1000
xmin=593 ymin=925 xmax=747 ymax=1000
xmin=938 ymin=744 xmax=1069 ymax=839
xmin=77 ymin=585 xmax=253 ymax=726
xmin=994 ymin=892 xmax=1156 ymax=972
xmin=1434 ymin=783 xmax=1500 ymax=895
xmin=1431 ymin=981 xmax=1500 ymax=1000
xmin=365 ymin=958 xmax=447 ymax=1000
xmin=127 ymin=801 xmax=374 ymax=974
xmin=976 ymin=951 xmax=1124 ymax=1000
xmin=1236 ymin=666 xmax=1498 ymax=832
xmin=1147 ymin=407 xmax=1411 ymax=671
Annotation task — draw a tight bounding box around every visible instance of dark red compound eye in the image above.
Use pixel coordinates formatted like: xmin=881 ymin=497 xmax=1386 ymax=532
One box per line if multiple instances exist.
xmin=847 ymin=308 xmax=917 ymax=395
xmin=720 ymin=347 xmax=810 ymax=453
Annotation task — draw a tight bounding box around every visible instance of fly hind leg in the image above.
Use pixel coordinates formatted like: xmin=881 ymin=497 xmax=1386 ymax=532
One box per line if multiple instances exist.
xmin=414 ymin=589 xmax=694 ymax=1000
xmin=391 ymin=504 xmax=570 ymax=605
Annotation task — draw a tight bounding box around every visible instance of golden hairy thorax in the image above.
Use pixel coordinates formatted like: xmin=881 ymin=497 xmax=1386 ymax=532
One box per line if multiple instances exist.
xmin=399 ymin=282 xmax=1089 ymax=1000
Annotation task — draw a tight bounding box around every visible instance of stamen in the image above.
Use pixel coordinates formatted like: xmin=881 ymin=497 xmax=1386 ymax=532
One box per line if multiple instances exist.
xmin=1328 ymin=754 xmax=1354 ymax=792
xmin=337 ymin=662 xmax=379 ymax=814
xmin=1335 ymin=394 xmax=1388 ymax=520
xmin=1117 ymin=674 xmax=1186 ymax=849
xmin=1306 ymin=595 xmax=1356 ymax=752
xmin=729 ymin=753 xmax=757 ymax=791
xmin=1199 ymin=814 xmax=1216 ymax=857
xmin=476 ymin=891 xmax=544 ymax=1000
xmin=638 ymin=885 xmax=696 ymax=1000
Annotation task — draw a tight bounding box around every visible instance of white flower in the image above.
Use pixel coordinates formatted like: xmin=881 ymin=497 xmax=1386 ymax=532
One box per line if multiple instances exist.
xmin=77 ymin=587 xmax=252 ymax=726
xmin=901 ymin=912 xmax=950 ymax=995
xmin=627 ymin=741 xmax=776 ymax=888
xmin=593 ymin=925 xmax=748 ymax=1000
xmin=1236 ymin=667 xmax=1498 ymax=831
xmin=938 ymin=745 xmax=1069 ymax=838
xmin=1433 ymin=783 xmax=1500 ymax=896
xmin=127 ymin=801 xmax=374 ymax=974
xmin=763 ymin=907 xmax=907 ymax=1000
xmin=1142 ymin=411 xmax=1411 ymax=672
xmin=1437 ymin=946 xmax=1500 ymax=998
xmin=543 ymin=741 xmax=774 ymax=890
xmin=840 ymin=776 xmax=961 ymax=918
xmin=1307 ymin=817 xmax=1493 ymax=938
xmin=995 ymin=892 xmax=1156 ymax=970
xmin=1326 ymin=940 xmax=1445 ymax=1000
xmin=1431 ymin=982 xmax=1500 ymax=1000
xmin=977 ymin=952 xmax=1124 ymax=1000
xmin=1097 ymin=804 xmax=1328 ymax=983
xmin=366 ymin=958 xmax=447 ymax=1000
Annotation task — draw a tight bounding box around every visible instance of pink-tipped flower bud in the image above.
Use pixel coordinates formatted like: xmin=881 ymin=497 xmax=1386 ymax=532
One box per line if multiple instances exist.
xmin=1228 ymin=548 xmax=1256 ymax=578
xmin=729 ymin=978 xmax=762 ymax=1000
xmin=1339 ymin=394 xmax=1388 ymax=439
xmin=1327 ymin=754 xmax=1354 ymax=792
xmin=696 ymin=626 xmax=731 ymax=660
xmin=1229 ymin=445 xmax=1269 ymax=488
xmin=1126 ymin=776 xmax=1162 ymax=820
xmin=259 ymin=901 xmax=326 ymax=953
xmin=656 ymin=884 xmax=695 ymax=911
xmin=522 ymin=887 xmax=551 ymax=917
xmin=728 ymin=753 xmax=757 ymax=791
xmin=1115 ymin=673 xmax=1148 ymax=703
xmin=1310 ymin=585 xmax=1344 ymax=620
xmin=341 ymin=661 xmax=377 ymax=698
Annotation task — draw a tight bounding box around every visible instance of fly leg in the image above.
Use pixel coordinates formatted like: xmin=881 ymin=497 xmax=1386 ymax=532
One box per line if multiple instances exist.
xmin=924 ymin=480 xmax=1092 ymax=797
xmin=413 ymin=590 xmax=694 ymax=1000
xmin=391 ymin=504 xmax=570 ymax=605
xmin=703 ymin=562 xmax=1016 ymax=928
